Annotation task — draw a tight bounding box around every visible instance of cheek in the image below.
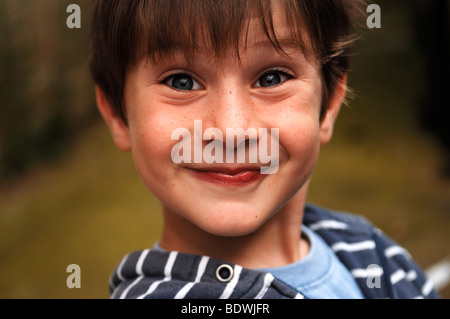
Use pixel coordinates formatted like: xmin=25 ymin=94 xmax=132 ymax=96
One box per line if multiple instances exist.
xmin=127 ymin=104 xmax=184 ymax=189
xmin=131 ymin=114 xmax=172 ymax=158
xmin=284 ymin=89 xmax=322 ymax=163
xmin=276 ymin=102 xmax=322 ymax=176
xmin=276 ymin=89 xmax=321 ymax=145
xmin=284 ymin=121 xmax=321 ymax=169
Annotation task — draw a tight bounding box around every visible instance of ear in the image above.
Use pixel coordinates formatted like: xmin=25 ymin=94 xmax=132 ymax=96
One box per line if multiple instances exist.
xmin=95 ymin=86 xmax=131 ymax=151
xmin=319 ymin=75 xmax=347 ymax=145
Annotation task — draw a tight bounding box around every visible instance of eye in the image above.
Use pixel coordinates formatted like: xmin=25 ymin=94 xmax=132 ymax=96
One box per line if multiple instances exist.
xmin=254 ymin=69 xmax=292 ymax=88
xmin=164 ymin=73 xmax=203 ymax=91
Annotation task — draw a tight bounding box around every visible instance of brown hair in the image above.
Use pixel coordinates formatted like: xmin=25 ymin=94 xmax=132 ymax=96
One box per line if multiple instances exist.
xmin=89 ymin=0 xmax=366 ymax=122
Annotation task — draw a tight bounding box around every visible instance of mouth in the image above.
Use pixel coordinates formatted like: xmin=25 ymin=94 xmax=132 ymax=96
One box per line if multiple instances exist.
xmin=187 ymin=166 xmax=265 ymax=186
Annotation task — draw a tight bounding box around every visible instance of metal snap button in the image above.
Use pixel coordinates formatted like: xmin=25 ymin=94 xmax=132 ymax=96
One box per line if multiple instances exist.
xmin=215 ymin=264 xmax=234 ymax=282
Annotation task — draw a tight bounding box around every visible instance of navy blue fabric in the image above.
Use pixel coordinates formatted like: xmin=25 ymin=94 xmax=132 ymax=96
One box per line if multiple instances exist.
xmin=109 ymin=204 xmax=440 ymax=299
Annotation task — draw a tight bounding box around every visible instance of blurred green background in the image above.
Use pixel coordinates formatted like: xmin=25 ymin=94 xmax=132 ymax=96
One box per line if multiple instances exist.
xmin=0 ymin=0 xmax=449 ymax=298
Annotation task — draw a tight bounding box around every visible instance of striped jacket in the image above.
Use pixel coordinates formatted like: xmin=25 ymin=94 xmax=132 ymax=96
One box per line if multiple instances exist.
xmin=109 ymin=204 xmax=440 ymax=299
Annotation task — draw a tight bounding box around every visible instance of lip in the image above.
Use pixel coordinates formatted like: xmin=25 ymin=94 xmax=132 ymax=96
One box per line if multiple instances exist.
xmin=188 ymin=166 xmax=264 ymax=186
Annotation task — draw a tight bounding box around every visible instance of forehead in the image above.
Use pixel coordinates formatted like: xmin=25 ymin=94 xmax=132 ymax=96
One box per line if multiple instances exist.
xmin=135 ymin=0 xmax=314 ymax=66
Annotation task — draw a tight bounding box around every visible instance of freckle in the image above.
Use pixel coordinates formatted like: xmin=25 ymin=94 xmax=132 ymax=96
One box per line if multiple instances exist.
xmin=229 ymin=91 xmax=232 ymax=95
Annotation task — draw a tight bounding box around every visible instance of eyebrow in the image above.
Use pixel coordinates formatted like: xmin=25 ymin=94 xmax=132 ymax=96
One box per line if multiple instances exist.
xmin=241 ymin=28 xmax=313 ymax=58
xmin=247 ymin=37 xmax=301 ymax=49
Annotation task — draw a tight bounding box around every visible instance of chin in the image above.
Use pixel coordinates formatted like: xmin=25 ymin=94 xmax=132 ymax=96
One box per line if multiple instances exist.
xmin=202 ymin=223 xmax=261 ymax=238
xmin=195 ymin=206 xmax=270 ymax=237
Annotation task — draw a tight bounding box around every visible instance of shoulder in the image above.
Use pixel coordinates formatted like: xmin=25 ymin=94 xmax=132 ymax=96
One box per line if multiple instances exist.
xmin=303 ymin=203 xmax=440 ymax=299
xmin=303 ymin=203 xmax=374 ymax=234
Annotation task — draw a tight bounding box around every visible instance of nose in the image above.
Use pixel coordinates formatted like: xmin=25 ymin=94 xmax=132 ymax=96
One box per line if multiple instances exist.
xmin=202 ymin=83 xmax=266 ymax=166
xmin=203 ymin=81 xmax=258 ymax=144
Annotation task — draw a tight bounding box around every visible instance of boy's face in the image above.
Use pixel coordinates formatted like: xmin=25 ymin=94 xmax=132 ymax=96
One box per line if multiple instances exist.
xmin=98 ymin=7 xmax=344 ymax=237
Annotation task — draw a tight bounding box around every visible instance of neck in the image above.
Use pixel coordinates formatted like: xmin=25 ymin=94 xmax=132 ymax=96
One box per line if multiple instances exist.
xmin=159 ymin=189 xmax=310 ymax=269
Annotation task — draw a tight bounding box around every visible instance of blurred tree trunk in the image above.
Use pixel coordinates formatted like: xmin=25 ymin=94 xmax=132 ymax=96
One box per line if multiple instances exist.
xmin=0 ymin=0 xmax=96 ymax=182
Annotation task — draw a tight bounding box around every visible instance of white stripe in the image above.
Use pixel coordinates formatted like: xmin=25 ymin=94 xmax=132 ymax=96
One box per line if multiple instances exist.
xmin=351 ymin=266 xmax=384 ymax=278
xmin=136 ymin=249 xmax=150 ymax=276
xmin=391 ymin=269 xmax=418 ymax=285
xmin=406 ymin=270 xmax=417 ymax=281
xmin=110 ymin=287 xmax=120 ymax=299
xmin=219 ymin=265 xmax=242 ymax=299
xmin=115 ymin=254 xmax=129 ymax=284
xmin=254 ymin=273 xmax=275 ymax=299
xmin=421 ymin=279 xmax=435 ymax=297
xmin=309 ymin=220 xmax=348 ymax=231
xmin=117 ymin=250 xmax=150 ymax=299
xmin=137 ymin=251 xmax=178 ymax=299
xmin=174 ymin=282 xmax=196 ymax=299
xmin=385 ymin=245 xmax=411 ymax=259
xmin=390 ymin=269 xmax=406 ymax=285
xmin=194 ymin=256 xmax=209 ymax=282
xmin=119 ymin=276 xmax=144 ymax=299
xmin=294 ymin=293 xmax=305 ymax=299
xmin=174 ymin=256 xmax=210 ymax=299
xmin=332 ymin=240 xmax=376 ymax=253
xmin=425 ymin=257 xmax=450 ymax=291
xmin=110 ymin=253 xmax=130 ymax=298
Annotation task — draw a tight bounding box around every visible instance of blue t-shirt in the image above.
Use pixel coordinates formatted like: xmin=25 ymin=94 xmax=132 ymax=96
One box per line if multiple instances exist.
xmin=257 ymin=226 xmax=364 ymax=299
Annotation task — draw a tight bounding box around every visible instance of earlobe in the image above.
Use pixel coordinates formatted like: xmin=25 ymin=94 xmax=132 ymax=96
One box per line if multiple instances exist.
xmin=319 ymin=76 xmax=347 ymax=145
xmin=95 ymin=86 xmax=131 ymax=151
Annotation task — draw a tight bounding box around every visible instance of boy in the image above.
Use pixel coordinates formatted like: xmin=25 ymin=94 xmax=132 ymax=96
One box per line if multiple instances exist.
xmin=90 ymin=0 xmax=439 ymax=299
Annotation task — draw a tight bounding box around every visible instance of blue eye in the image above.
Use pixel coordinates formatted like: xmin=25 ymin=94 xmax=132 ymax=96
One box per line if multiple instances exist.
xmin=255 ymin=70 xmax=292 ymax=88
xmin=165 ymin=73 xmax=202 ymax=91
